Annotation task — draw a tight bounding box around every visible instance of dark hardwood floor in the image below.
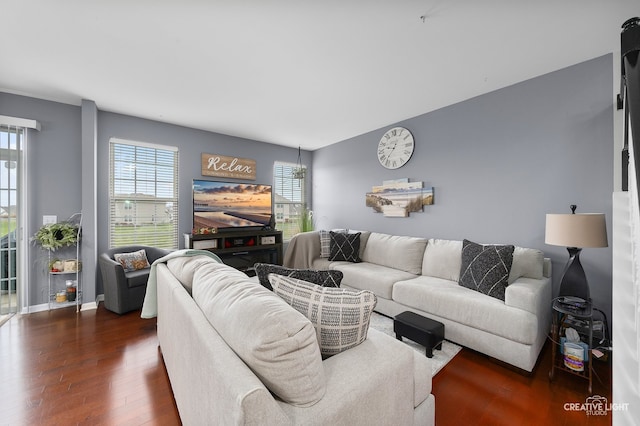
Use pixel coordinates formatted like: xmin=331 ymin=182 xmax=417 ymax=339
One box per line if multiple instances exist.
xmin=433 ymin=341 xmax=611 ymax=425
xmin=0 ymin=306 xmax=611 ymax=425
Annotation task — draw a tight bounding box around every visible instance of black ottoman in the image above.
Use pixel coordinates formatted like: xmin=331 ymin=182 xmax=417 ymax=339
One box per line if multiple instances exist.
xmin=394 ymin=311 xmax=445 ymax=358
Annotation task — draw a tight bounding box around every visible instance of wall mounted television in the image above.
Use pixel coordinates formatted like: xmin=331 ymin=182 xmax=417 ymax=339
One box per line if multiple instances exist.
xmin=192 ymin=180 xmax=273 ymax=234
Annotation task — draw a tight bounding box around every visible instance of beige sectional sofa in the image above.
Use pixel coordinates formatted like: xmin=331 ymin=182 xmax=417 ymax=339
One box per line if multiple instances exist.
xmin=154 ymin=253 xmax=435 ymax=425
xmin=285 ymin=231 xmax=553 ymax=372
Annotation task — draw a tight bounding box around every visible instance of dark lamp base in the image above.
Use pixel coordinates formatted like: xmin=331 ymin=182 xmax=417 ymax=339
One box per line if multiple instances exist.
xmin=557 ymin=247 xmax=590 ymax=302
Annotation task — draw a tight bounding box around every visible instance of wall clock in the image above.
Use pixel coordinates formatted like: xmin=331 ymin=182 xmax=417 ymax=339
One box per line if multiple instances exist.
xmin=377 ymin=127 xmax=415 ymax=169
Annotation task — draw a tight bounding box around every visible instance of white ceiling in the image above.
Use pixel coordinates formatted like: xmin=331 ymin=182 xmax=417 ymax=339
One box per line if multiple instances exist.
xmin=1 ymin=1 xmax=638 ymax=150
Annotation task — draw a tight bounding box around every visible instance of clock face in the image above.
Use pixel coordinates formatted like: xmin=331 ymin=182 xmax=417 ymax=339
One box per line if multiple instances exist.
xmin=377 ymin=127 xmax=415 ymax=169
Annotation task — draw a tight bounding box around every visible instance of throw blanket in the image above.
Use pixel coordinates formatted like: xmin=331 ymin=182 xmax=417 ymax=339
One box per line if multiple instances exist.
xmin=283 ymin=231 xmax=320 ymax=269
xmin=141 ymin=249 xmax=222 ymax=319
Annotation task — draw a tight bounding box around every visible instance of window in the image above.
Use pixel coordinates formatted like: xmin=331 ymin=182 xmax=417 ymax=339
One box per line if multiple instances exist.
xmin=109 ymin=138 xmax=179 ymax=249
xmin=274 ymin=162 xmax=307 ymax=241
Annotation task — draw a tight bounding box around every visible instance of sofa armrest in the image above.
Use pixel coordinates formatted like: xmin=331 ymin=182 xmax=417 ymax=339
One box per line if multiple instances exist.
xmin=505 ymin=276 xmax=553 ymax=319
xmin=543 ymin=257 xmax=552 ymax=278
xmin=276 ymin=328 xmax=431 ymax=425
xmin=98 ymin=253 xmax=127 ymax=287
xmin=145 ymin=247 xmax=174 ymax=264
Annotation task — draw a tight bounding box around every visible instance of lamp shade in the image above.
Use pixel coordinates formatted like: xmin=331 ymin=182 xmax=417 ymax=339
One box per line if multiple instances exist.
xmin=545 ymin=213 xmax=608 ymax=248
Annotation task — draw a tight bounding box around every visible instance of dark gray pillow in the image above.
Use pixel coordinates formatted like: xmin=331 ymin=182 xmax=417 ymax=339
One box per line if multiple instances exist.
xmin=458 ymin=239 xmax=514 ymax=301
xmin=254 ymin=263 xmax=343 ymax=291
xmin=329 ymin=231 xmax=361 ymax=262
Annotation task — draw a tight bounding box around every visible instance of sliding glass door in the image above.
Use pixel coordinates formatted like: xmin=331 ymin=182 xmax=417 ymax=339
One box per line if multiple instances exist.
xmin=0 ymin=125 xmax=21 ymax=318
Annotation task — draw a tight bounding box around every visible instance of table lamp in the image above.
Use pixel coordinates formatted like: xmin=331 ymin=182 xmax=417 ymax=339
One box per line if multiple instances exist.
xmin=545 ymin=205 xmax=608 ymax=304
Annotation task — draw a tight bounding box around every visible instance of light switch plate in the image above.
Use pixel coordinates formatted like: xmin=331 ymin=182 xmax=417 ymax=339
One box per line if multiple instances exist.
xmin=43 ymin=215 xmax=57 ymax=225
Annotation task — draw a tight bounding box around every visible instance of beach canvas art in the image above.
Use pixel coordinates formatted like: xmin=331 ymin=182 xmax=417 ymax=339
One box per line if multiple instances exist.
xmin=366 ymin=179 xmax=433 ymax=217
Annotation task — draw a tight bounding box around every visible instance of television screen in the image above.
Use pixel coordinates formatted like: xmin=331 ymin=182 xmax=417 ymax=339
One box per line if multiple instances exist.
xmin=193 ymin=180 xmax=272 ymax=233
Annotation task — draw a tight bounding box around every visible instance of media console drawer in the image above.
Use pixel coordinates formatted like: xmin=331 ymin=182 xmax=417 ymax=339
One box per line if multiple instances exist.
xmin=192 ymin=239 xmax=218 ymax=250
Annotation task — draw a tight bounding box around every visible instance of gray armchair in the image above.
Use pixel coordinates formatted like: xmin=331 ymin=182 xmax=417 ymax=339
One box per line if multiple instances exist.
xmin=99 ymin=245 xmax=173 ymax=314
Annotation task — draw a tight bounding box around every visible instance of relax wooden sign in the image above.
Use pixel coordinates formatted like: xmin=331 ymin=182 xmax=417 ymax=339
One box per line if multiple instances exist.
xmin=201 ymin=153 xmax=256 ymax=180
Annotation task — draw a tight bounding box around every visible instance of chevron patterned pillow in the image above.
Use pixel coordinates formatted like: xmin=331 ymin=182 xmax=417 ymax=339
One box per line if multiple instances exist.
xmin=458 ymin=239 xmax=514 ymax=301
xmin=328 ymin=231 xmax=361 ymax=262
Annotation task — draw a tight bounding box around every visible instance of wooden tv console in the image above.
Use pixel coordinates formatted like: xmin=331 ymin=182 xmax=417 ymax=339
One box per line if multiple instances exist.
xmin=185 ymin=229 xmax=283 ymax=275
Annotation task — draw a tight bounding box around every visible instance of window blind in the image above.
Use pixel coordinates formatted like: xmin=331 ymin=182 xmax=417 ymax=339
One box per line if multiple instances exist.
xmin=109 ymin=138 xmax=179 ymax=249
xmin=274 ymin=161 xmax=306 ymax=241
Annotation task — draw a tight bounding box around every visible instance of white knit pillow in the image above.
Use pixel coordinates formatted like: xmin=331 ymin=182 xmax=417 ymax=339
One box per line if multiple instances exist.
xmin=269 ymin=274 xmax=377 ymax=358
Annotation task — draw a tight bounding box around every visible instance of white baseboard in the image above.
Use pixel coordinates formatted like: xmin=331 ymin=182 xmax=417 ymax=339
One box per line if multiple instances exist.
xmin=81 ymin=301 xmax=98 ymax=311
xmin=24 ymin=303 xmax=49 ymax=314
xmin=80 ymin=294 xmax=103 ymax=311
xmin=24 ymin=295 xmax=104 ymax=314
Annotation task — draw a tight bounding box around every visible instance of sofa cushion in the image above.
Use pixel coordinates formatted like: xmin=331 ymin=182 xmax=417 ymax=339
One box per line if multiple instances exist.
xmin=254 ymin=263 xmax=343 ymax=290
xmin=269 ymin=274 xmax=377 ymax=358
xmin=329 ymin=231 xmax=361 ymax=262
xmin=192 ymin=261 xmax=326 ymax=407
xmin=422 ymin=239 xmax=462 ymax=281
xmin=393 ymin=276 xmax=539 ymax=345
xmin=459 ymin=239 xmax=514 ymax=301
xmin=166 ymin=255 xmax=218 ymax=293
xmin=508 ymin=247 xmax=544 ymax=284
xmin=361 ymin=233 xmax=427 ymax=275
xmin=114 ymin=249 xmax=150 ymax=272
xmin=333 ymin=262 xmax=417 ymax=299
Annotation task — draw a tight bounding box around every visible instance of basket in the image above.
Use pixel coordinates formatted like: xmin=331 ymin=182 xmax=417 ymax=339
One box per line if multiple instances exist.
xmin=63 ymin=259 xmax=82 ymax=272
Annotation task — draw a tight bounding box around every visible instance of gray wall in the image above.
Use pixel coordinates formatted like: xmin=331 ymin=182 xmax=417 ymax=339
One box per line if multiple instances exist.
xmin=0 ymin=92 xmax=311 ymax=305
xmin=313 ymin=54 xmax=614 ymax=325
xmin=0 ymin=54 xmax=615 ymax=326
xmin=0 ymin=92 xmax=82 ymax=307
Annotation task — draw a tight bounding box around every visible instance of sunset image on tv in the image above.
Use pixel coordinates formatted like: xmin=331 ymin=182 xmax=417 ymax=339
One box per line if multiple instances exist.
xmin=193 ymin=180 xmax=272 ymax=230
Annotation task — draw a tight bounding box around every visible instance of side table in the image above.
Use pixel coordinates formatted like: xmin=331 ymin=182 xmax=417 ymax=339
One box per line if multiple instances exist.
xmin=548 ymin=297 xmax=594 ymax=394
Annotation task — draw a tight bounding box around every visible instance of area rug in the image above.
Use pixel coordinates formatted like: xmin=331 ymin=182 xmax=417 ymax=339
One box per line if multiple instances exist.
xmin=369 ymin=312 xmax=462 ymax=375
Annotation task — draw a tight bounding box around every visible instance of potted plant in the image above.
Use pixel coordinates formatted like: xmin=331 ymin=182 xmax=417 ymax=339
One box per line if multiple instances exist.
xmin=32 ymin=222 xmax=80 ymax=251
xmin=299 ymin=206 xmax=314 ymax=233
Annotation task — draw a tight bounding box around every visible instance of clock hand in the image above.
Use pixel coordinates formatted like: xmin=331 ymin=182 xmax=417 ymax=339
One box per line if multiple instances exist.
xmin=387 ymin=141 xmax=398 ymax=155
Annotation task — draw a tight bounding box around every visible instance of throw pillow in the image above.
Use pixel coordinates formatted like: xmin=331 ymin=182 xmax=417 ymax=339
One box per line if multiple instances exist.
xmin=113 ymin=249 xmax=150 ymax=272
xmin=254 ymin=263 xmax=343 ymax=291
xmin=269 ymin=274 xmax=377 ymax=358
xmin=319 ymin=230 xmax=331 ymax=258
xmin=329 ymin=231 xmax=361 ymax=262
xmin=458 ymin=239 xmax=514 ymax=301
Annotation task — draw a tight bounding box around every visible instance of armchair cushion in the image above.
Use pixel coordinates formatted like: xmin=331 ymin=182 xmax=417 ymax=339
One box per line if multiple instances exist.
xmin=125 ymin=268 xmax=152 ymax=288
